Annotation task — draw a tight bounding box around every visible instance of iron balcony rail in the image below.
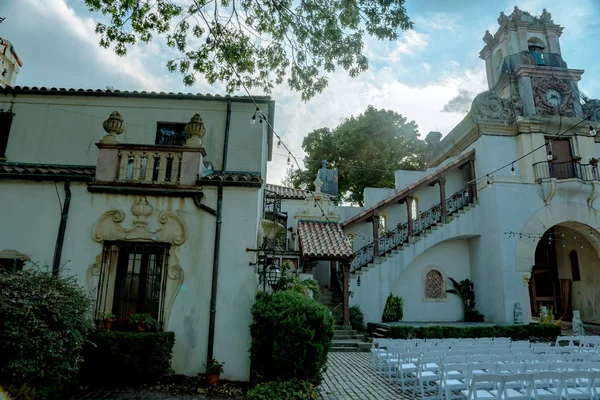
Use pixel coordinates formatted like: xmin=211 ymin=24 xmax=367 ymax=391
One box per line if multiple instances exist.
xmin=533 ymin=161 xmax=600 ymax=183
xmin=350 ymin=187 xmax=473 ymax=272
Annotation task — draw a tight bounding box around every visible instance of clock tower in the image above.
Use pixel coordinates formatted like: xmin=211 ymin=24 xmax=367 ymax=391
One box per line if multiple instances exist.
xmin=479 ymin=7 xmax=584 ymax=118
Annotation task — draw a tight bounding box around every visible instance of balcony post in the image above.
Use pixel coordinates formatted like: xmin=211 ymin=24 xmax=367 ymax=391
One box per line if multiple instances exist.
xmin=341 ymin=262 xmax=350 ymax=328
xmin=406 ymin=195 xmax=414 ymax=240
xmin=469 ymin=159 xmax=478 ymax=203
xmin=439 ymin=176 xmax=448 ymax=223
xmin=95 ymin=144 xmax=120 ymax=183
xmin=371 ymin=211 xmax=380 ymax=257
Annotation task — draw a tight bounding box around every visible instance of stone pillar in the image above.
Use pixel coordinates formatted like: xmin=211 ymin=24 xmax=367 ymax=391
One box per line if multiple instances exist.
xmin=439 ymin=176 xmax=447 ymax=222
xmin=372 ymin=211 xmax=380 ymax=256
xmin=341 ymin=263 xmax=350 ymax=327
xmin=330 ymin=261 xmax=336 ymax=288
xmin=469 ymin=160 xmax=478 ymax=203
xmin=406 ymin=196 xmax=414 ymax=239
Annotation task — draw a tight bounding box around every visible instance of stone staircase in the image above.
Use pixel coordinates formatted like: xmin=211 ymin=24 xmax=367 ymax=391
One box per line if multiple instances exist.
xmin=319 ymin=288 xmax=371 ymax=352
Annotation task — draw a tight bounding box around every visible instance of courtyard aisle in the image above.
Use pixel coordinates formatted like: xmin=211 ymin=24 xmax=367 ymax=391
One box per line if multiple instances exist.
xmin=319 ymin=353 xmax=414 ymax=400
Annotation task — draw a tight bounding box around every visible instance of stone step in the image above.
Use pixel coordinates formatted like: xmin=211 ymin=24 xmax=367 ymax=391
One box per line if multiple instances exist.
xmin=331 ymin=346 xmax=359 ymax=352
xmin=334 ymin=330 xmax=357 ymax=336
xmin=334 ymin=335 xmax=366 ymax=341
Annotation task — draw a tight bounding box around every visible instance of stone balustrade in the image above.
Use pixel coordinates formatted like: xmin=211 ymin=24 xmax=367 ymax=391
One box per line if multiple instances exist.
xmin=117 ymin=148 xmax=181 ymax=185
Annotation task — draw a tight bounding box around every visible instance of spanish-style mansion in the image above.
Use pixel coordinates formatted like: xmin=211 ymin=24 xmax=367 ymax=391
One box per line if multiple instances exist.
xmin=1 ymin=7 xmax=600 ymax=380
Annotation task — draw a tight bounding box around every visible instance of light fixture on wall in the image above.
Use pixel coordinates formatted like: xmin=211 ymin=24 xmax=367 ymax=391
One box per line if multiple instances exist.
xmin=266 ymin=259 xmax=282 ymax=290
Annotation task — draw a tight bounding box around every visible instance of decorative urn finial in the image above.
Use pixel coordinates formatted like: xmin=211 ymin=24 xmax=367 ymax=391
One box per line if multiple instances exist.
xmin=131 ymin=197 xmax=153 ymax=224
xmin=483 ymin=30 xmax=493 ymax=45
xmin=100 ymin=111 xmax=125 ymax=144
xmin=184 ymin=113 xmax=206 ymax=147
xmin=313 ymin=174 xmax=324 ymax=194
xmin=540 ymin=9 xmax=553 ymax=24
xmin=497 ymin=11 xmax=509 ymax=26
xmin=511 ymin=6 xmax=523 ymax=21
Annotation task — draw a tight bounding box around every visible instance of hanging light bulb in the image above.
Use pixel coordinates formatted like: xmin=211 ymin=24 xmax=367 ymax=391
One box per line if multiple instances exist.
xmin=463 ymin=190 xmax=469 ymax=198
xmin=486 ymin=175 xmax=492 ymax=187
xmin=287 ymin=154 xmax=291 ymax=165
xmin=561 ymin=233 xmax=565 ymax=238
xmin=511 ymin=163 xmax=516 ymax=176
xmin=547 ymin=150 xmax=554 ymax=161
xmin=590 ymin=125 xmax=597 ymax=137
xmin=574 ymin=234 xmax=577 ymax=239
xmin=250 ymin=114 xmax=256 ymax=124
xmin=562 ymin=242 xmax=566 ymax=247
xmin=581 ymin=242 xmax=584 ymax=249
xmin=276 ymin=139 xmax=281 ymax=148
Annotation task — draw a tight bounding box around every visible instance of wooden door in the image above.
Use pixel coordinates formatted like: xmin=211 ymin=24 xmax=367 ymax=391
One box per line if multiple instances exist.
xmin=546 ymin=138 xmax=575 ymax=179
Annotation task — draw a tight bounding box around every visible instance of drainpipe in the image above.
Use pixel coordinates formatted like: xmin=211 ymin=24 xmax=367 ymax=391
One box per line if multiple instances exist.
xmin=206 ymin=184 xmax=223 ymax=366
xmin=52 ymin=180 xmax=71 ymax=275
xmin=222 ymin=101 xmax=232 ymax=171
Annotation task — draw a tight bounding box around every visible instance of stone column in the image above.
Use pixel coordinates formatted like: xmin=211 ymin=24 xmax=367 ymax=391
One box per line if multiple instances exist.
xmin=406 ymin=196 xmax=414 ymax=239
xmin=341 ymin=263 xmax=350 ymax=327
xmin=372 ymin=211 xmax=380 ymax=257
xmin=439 ymin=176 xmax=447 ymax=222
xmin=469 ymin=160 xmax=478 ymax=203
xmin=329 ymin=260 xmax=336 ymax=288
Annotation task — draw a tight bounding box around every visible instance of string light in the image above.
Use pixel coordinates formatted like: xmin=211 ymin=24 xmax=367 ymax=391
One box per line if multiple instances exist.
xmin=486 ymin=175 xmax=491 ymax=187
xmin=511 ymin=163 xmax=515 ymax=176
xmin=287 ymin=154 xmax=291 ymax=165
xmin=276 ymin=139 xmax=281 ymax=148
xmin=590 ymin=125 xmax=597 ymax=137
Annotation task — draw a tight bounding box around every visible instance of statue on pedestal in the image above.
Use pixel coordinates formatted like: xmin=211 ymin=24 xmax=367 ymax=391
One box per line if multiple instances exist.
xmin=514 ymin=302 xmax=524 ymax=325
xmin=572 ymin=310 xmax=584 ymax=336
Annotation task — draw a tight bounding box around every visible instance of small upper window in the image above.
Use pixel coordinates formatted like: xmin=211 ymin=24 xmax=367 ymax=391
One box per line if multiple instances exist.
xmin=155 ymin=122 xmax=188 ymax=146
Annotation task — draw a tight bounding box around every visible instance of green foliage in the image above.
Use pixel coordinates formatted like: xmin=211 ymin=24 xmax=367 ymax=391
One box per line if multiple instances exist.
xmin=382 ymin=292 xmax=404 ymax=322
xmin=127 ymin=313 xmax=159 ymax=331
xmin=285 ymin=106 xmax=425 ymax=205
xmin=250 ymin=291 xmax=333 ymax=385
xmin=0 ymin=269 xmax=93 ymax=399
xmin=446 ymin=277 xmax=485 ymax=322
xmin=386 ymin=324 xmax=561 ymax=340
xmin=246 ymin=379 xmax=319 ymax=400
xmin=278 ymin=261 xmax=321 ymax=299
xmin=80 ymin=331 xmax=175 ymax=383
xmin=349 ymin=305 xmax=366 ymax=332
xmin=84 ymin=0 xmax=412 ymax=101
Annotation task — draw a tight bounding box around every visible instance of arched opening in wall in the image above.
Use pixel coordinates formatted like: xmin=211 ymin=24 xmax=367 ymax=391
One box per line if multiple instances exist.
xmin=529 ymin=222 xmax=600 ymax=324
xmin=493 ymin=48 xmax=504 ymax=75
xmin=527 ymin=37 xmax=547 ymax=65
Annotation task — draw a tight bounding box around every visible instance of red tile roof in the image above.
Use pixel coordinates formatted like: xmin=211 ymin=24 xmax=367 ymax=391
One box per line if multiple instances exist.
xmin=0 ymin=162 xmax=95 ymax=180
xmin=297 ymin=221 xmax=353 ymax=260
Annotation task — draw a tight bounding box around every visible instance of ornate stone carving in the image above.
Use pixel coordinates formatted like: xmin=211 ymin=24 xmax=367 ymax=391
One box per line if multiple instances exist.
xmin=582 ymin=99 xmax=600 ymax=122
xmin=540 ymin=305 xmax=548 ymax=320
xmin=572 ymin=310 xmax=584 ymax=336
xmin=520 ymin=51 xmax=536 ymax=66
xmin=100 ymin=111 xmax=125 ymax=144
xmin=184 ymin=113 xmax=206 ymax=147
xmin=483 ymin=30 xmax=493 ymax=45
xmin=497 ymin=11 xmax=509 ymax=26
xmin=470 ymin=90 xmax=515 ymax=122
xmin=521 ymin=273 xmax=531 ymax=286
xmin=510 ymin=80 xmax=523 ymax=117
xmin=313 ymin=174 xmax=324 ymax=194
xmin=93 ymin=197 xmax=187 ymax=245
xmin=510 ymin=6 xmax=523 ymax=22
xmin=540 ymin=9 xmax=553 ymax=25
xmin=424 ymin=270 xmax=446 ymax=299
xmin=514 ymin=302 xmax=524 ymax=324
xmin=532 ymin=77 xmax=575 ymax=117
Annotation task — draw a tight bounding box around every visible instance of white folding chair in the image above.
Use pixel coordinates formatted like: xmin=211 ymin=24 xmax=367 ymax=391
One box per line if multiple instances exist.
xmin=392 ymin=351 xmax=420 ymax=390
xmin=415 ymin=356 xmax=444 ymax=399
xmin=531 ymin=371 xmax=562 ymax=400
xmin=491 ymin=348 xmax=512 ymax=356
xmin=579 ymin=362 xmax=600 ymax=372
xmin=511 ymin=341 xmax=531 ymax=349
xmin=495 ymin=354 xmax=518 ymax=364
xmin=490 ymin=373 xmax=533 ymax=399
xmin=470 ymin=354 xmax=494 ymax=364
xmin=555 ymin=370 xmax=594 ymax=399
xmin=462 ymin=373 xmax=505 ymax=399
xmin=498 ymin=363 xmax=526 ymax=389
xmin=526 ymin=362 xmax=553 ymax=375
xmin=446 ymin=350 xmax=468 ymax=357
xmin=439 ymin=362 xmax=469 ymax=400
xmin=553 ymin=362 xmax=581 ymax=373
xmin=444 ymin=355 xmax=468 ymax=365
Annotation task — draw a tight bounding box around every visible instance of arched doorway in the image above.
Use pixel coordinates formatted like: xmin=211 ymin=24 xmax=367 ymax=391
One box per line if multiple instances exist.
xmin=529 ymin=222 xmax=600 ymax=323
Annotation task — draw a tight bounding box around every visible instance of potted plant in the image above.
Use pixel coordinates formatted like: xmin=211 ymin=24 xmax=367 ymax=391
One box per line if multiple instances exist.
xmin=101 ymin=312 xmax=116 ymax=330
xmin=572 ymin=155 xmax=582 ymax=162
xmin=127 ymin=313 xmax=158 ymax=332
xmin=590 ymin=157 xmax=599 ymax=167
xmin=206 ymin=358 xmax=225 ymax=385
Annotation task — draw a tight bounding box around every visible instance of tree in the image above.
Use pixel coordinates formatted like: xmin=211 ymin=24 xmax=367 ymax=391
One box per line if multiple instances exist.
xmin=84 ymin=0 xmax=412 ymax=101
xmin=286 ymin=105 xmax=425 ymax=205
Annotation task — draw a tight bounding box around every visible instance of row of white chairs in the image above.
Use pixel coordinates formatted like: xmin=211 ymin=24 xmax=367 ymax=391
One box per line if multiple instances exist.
xmin=374 ymin=337 xmax=531 ymax=348
xmin=389 ymin=358 xmax=600 ymax=399
xmin=558 ymin=336 xmax=600 ymax=349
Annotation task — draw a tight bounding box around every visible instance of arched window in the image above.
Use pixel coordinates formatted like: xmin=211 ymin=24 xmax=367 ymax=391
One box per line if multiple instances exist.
xmin=411 ymin=198 xmax=419 ymax=220
xmin=527 ymin=37 xmax=547 ymax=66
xmin=424 ymin=269 xmax=445 ymax=299
xmin=569 ymin=250 xmax=581 ymax=282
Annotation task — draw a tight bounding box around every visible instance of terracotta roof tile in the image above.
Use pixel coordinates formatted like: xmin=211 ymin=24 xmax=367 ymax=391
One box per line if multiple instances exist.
xmin=265 ymin=184 xmax=308 ymax=199
xmin=297 ymin=221 xmax=353 ymax=259
xmin=0 ymin=162 xmax=96 ymax=180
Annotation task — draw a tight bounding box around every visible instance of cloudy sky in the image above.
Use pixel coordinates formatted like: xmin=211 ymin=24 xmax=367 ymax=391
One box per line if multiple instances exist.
xmin=2 ymin=0 xmax=600 ymax=184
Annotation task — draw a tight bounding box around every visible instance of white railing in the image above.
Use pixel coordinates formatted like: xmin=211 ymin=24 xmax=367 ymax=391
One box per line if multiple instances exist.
xmin=117 ymin=149 xmax=182 ymax=185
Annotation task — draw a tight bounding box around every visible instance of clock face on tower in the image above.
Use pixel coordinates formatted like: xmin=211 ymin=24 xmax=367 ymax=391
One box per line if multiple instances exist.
xmin=544 ymin=89 xmax=563 ymax=107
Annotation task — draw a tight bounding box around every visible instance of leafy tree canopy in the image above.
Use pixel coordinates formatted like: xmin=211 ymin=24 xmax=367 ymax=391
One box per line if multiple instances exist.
xmin=84 ymin=0 xmax=412 ymax=100
xmin=285 ymin=105 xmax=425 ymax=205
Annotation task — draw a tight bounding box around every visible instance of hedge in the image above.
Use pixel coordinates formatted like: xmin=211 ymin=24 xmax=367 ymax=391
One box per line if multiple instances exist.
xmin=80 ymin=331 xmax=175 ymax=383
xmin=246 ymin=379 xmax=319 ymax=400
xmin=377 ymin=324 xmax=561 ymax=340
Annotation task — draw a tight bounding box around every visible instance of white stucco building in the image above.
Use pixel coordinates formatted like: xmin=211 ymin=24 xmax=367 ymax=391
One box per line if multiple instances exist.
xmin=336 ymin=7 xmax=600 ymax=327
xmin=0 ymin=84 xmax=275 ymax=380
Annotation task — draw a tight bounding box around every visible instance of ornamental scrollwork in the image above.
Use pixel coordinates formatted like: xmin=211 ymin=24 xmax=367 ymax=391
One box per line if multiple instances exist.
xmin=470 ymin=90 xmax=515 ymax=122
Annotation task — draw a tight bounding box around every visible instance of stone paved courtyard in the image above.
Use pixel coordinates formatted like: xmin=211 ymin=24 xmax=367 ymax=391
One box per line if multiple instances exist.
xmin=319 ymin=353 xmax=415 ymax=400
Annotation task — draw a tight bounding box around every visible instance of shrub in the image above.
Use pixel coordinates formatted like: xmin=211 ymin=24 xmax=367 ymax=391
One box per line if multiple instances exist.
xmin=385 ymin=324 xmax=560 ymax=340
xmin=0 ymin=269 xmax=93 ymax=399
xmin=382 ymin=293 xmax=403 ymax=322
xmin=349 ymin=305 xmax=366 ymax=332
xmin=278 ymin=261 xmax=321 ymax=299
xmin=446 ymin=278 xmax=485 ymax=322
xmin=246 ymin=379 xmax=319 ymax=400
xmin=80 ymin=331 xmax=175 ymax=383
xmin=250 ymin=291 xmax=333 ymax=385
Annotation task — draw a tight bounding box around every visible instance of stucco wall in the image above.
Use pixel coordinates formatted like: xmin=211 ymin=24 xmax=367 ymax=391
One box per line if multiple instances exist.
xmin=0 ymin=94 xmax=265 ymax=173
xmin=390 ymin=239 xmax=470 ymax=322
xmin=0 ymin=180 xmax=260 ymax=381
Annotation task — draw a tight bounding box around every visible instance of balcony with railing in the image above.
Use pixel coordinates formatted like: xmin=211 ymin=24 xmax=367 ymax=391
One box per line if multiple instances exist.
xmin=533 ymin=161 xmax=600 ymax=183
xmin=88 ymin=111 xmax=206 ymax=195
xmin=262 ymin=189 xmax=287 ymax=242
